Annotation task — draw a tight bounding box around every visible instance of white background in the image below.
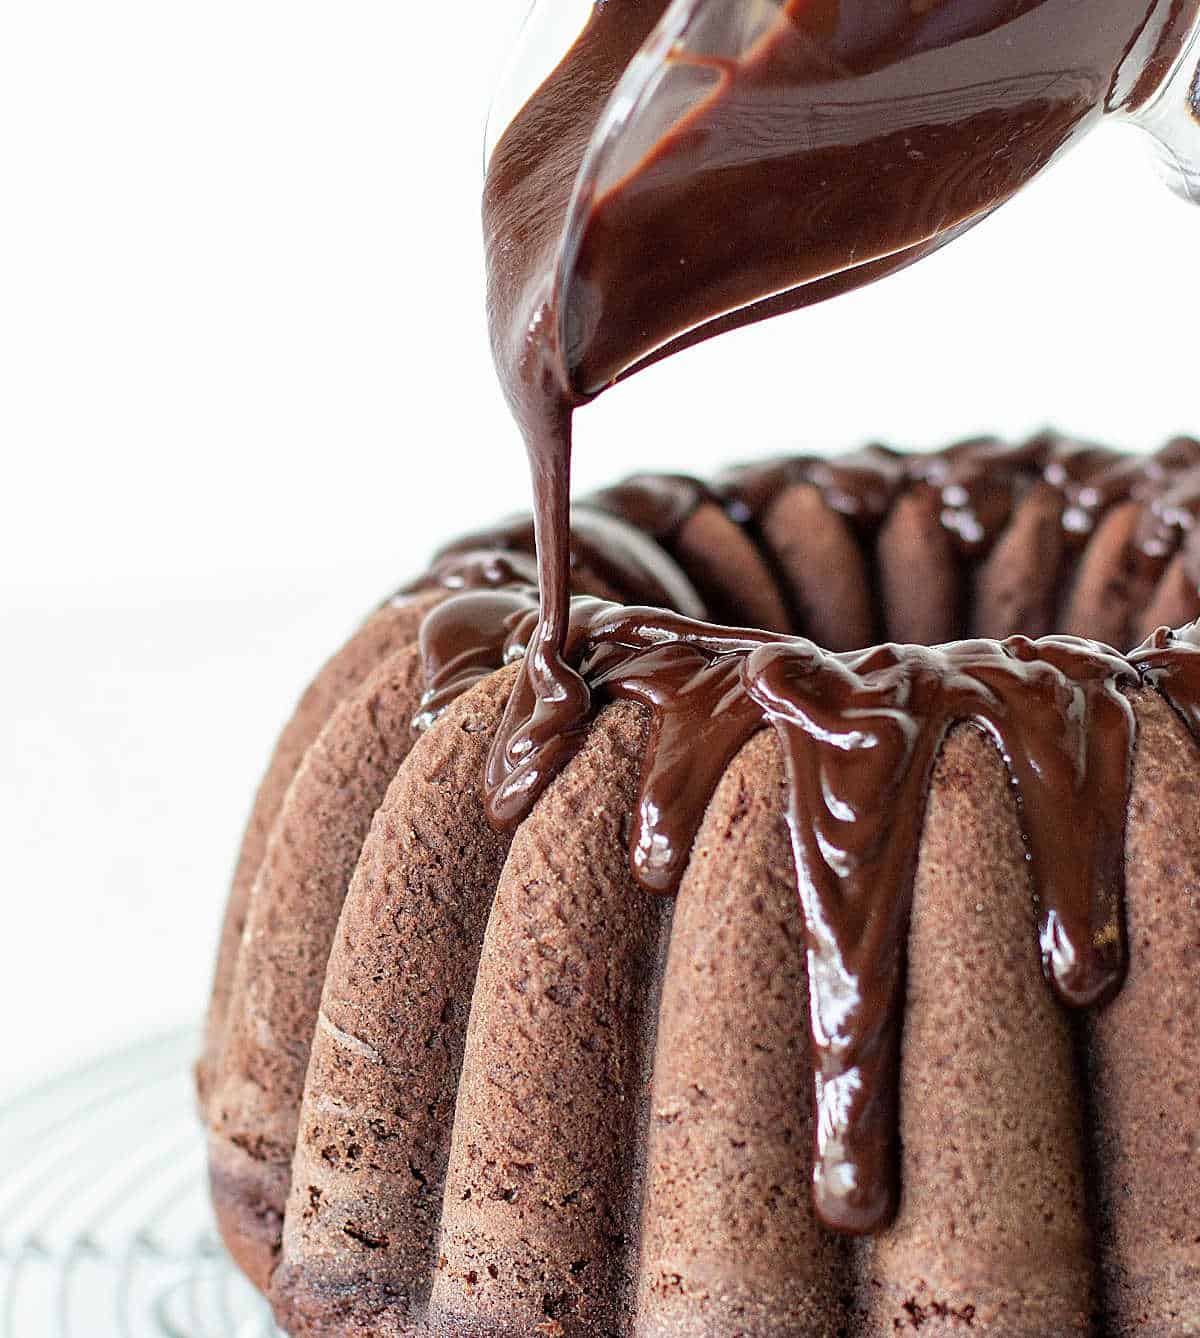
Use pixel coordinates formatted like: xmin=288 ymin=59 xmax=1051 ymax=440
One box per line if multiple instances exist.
xmin=1 ymin=1 xmax=1197 ymax=1103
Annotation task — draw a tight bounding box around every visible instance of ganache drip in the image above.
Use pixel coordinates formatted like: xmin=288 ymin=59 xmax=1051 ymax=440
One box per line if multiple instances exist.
xmin=412 ymin=560 xmax=1200 ymax=1234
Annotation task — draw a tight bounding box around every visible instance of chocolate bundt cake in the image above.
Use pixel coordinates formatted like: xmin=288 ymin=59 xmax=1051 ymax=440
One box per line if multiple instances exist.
xmin=201 ymin=437 xmax=1200 ymax=1337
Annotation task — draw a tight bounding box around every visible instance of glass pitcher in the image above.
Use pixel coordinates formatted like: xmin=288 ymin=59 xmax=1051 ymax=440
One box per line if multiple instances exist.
xmin=487 ymin=0 xmax=1200 ymax=399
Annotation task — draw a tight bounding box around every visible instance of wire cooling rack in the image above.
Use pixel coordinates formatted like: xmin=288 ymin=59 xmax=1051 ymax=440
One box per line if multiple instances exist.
xmin=0 ymin=1030 xmax=279 ymax=1337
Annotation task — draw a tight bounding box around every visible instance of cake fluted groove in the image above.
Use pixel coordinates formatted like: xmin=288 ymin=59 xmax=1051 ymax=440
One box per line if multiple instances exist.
xmin=582 ymin=473 xmax=793 ymax=633
xmin=1086 ymin=688 xmax=1200 ymax=1336
xmin=635 ymin=730 xmax=851 ymax=1337
xmin=208 ymin=639 xmax=433 ymax=1289
xmin=971 ymin=481 xmax=1067 ymax=640
xmin=858 ymin=724 xmax=1096 ymax=1334
xmin=198 ymin=592 xmax=444 ymax=1113
xmin=1136 ymin=551 xmax=1199 ymax=643
xmin=759 ymin=482 xmax=875 ymax=650
xmin=268 ymin=669 xmax=521 ymax=1336
xmin=659 ymin=498 xmax=793 ymax=634
xmin=1061 ymin=501 xmax=1168 ymax=650
xmin=876 ymin=486 xmax=964 ymax=645
xmin=428 ymin=702 xmax=671 ymax=1338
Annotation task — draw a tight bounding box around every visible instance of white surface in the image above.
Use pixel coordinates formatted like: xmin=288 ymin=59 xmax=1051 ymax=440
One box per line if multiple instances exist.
xmin=1 ymin=2 xmax=1197 ymax=1102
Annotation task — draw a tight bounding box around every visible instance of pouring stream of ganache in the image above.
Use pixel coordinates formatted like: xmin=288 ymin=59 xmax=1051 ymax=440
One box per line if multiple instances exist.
xmin=482 ymin=0 xmax=1197 ymax=824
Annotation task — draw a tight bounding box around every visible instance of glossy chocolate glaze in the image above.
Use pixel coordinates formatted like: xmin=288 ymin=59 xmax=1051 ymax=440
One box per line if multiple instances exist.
xmin=438 ymin=505 xmax=707 ymax=617
xmin=472 ymin=0 xmax=1200 ymax=1242
xmin=412 ymin=443 xmax=1200 ymax=1234
xmin=482 ymin=0 xmax=1199 ymax=857
xmin=718 ymin=433 xmax=1200 ymax=549
xmin=1129 ymin=619 xmax=1200 ymax=733
xmin=423 ymin=434 xmax=1200 ymax=617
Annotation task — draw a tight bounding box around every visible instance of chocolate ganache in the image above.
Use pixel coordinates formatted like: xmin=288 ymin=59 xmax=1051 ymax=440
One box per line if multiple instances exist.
xmin=407 ymin=441 xmax=1200 ymax=1234
xmin=429 ymin=0 xmax=1200 ymax=1242
xmin=482 ymin=0 xmax=1200 ymax=841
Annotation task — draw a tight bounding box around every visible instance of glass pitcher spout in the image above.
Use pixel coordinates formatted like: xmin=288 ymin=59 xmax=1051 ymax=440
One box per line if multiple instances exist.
xmin=1123 ymin=17 xmax=1200 ymax=203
